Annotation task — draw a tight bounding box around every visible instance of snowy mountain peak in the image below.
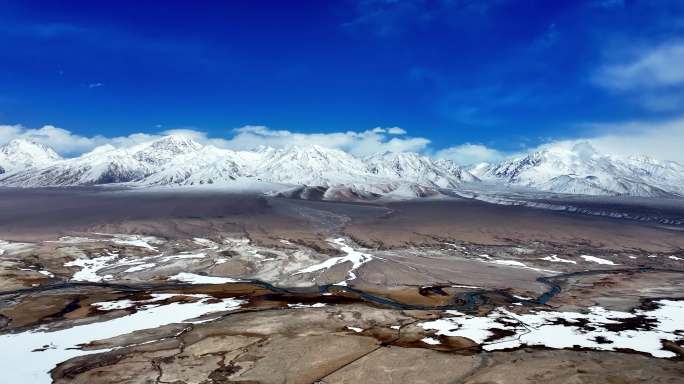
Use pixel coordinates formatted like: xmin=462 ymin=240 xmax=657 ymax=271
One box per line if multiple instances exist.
xmin=138 ymin=135 xmax=203 ymax=156
xmin=131 ymin=135 xmax=204 ymax=167
xmin=366 ymin=151 xmax=476 ymax=188
xmin=253 ymin=144 xmax=369 ymax=186
xmin=1 ymin=138 xmax=61 ymax=160
xmin=477 ymin=142 xmax=684 ymax=197
xmin=282 ymin=144 xmax=350 ymax=159
xmin=147 ymin=134 xmax=202 ymax=151
xmin=434 ymin=159 xmax=480 ymax=183
xmin=0 ymin=138 xmax=62 ymax=174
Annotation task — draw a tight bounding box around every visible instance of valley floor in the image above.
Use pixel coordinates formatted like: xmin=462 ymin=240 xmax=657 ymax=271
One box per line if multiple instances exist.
xmin=0 ymin=188 xmax=683 ymax=383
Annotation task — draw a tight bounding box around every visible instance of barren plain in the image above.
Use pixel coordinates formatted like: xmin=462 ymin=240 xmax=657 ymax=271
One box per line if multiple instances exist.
xmin=1 ymin=188 xmax=683 ymax=383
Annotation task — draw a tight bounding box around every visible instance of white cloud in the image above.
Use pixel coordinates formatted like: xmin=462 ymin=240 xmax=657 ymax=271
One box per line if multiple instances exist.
xmin=216 ymin=125 xmax=429 ymax=156
xmin=534 ymin=116 xmax=684 ymax=163
xmin=88 ymin=82 xmax=104 ymax=89
xmin=387 ymin=126 xmax=407 ymax=135
xmin=0 ymin=124 xmax=429 ymax=158
xmin=6 ymin=118 xmax=683 ymax=166
xmin=434 ymin=143 xmax=507 ymax=165
xmin=0 ymin=124 xmax=156 ymax=155
xmin=596 ymin=42 xmax=684 ymax=90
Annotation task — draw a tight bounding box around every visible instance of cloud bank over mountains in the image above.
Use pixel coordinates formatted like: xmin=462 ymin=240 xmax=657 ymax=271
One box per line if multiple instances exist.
xmin=2 ymin=115 xmax=684 ymax=164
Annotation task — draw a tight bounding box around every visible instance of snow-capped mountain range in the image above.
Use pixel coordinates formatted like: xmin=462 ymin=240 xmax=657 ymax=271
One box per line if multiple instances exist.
xmin=0 ymin=136 xmax=683 ymax=199
xmin=470 ymin=142 xmax=684 ymax=197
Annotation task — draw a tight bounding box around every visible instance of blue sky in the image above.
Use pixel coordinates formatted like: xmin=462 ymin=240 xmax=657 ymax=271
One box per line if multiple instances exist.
xmin=1 ymin=0 xmax=684 ymax=163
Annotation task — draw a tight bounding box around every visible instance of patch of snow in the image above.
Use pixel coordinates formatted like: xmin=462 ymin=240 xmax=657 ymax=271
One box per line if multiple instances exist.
xmin=108 ymin=235 xmax=159 ymax=251
xmin=0 ymin=239 xmax=34 ymax=255
xmin=123 ymin=263 xmax=156 ymax=273
xmin=540 ymin=255 xmax=576 ymax=264
xmin=451 ymin=284 xmax=482 ymax=289
xmin=346 ymin=326 xmax=364 ymax=333
xmin=580 ymin=255 xmax=618 ymax=265
xmin=295 ymin=238 xmax=375 ymax=285
xmin=0 ymin=294 xmax=245 ymax=383
xmin=512 ymin=295 xmax=532 ymax=300
xmin=92 ymin=294 xmax=177 ymax=311
xmin=419 ymin=300 xmax=684 ymax=358
xmin=287 ymin=303 xmax=327 ymax=308
xmin=47 ymin=236 xmax=100 ymax=244
xmin=492 ymin=259 xmax=527 ymax=267
xmin=193 ymin=238 xmax=219 ymax=249
xmin=92 ymin=300 xmax=136 ymax=311
xmin=421 ymin=337 xmax=441 ymax=345
xmin=64 ymin=255 xmax=118 ymax=282
xmin=669 ymin=256 xmax=682 ymax=261
xmin=169 ymin=272 xmax=242 ymax=284
xmin=160 ymin=253 xmax=206 ymax=262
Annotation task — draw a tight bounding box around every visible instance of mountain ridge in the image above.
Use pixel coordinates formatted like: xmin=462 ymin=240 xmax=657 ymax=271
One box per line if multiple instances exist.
xmin=1 ymin=136 xmax=682 ymax=199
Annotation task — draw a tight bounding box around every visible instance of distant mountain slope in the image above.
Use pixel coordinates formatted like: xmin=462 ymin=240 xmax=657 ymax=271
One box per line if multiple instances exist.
xmin=365 ymin=152 xmax=478 ymax=188
xmin=472 ymin=142 xmax=684 ymax=197
xmin=252 ymin=145 xmax=374 ymax=186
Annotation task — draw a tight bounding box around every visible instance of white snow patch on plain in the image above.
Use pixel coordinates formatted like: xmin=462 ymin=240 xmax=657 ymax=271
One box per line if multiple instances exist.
xmin=161 ymin=253 xmax=206 ymax=262
xmin=295 ymin=238 xmax=375 ymax=286
xmin=193 ymin=238 xmax=219 ymax=249
xmin=0 ymin=294 xmax=245 ymax=384
xmin=91 ymin=299 xmax=138 ymax=311
xmin=287 ymin=303 xmax=327 ymax=308
xmin=580 ymin=255 xmax=618 ymax=265
xmin=669 ymin=256 xmax=683 ymax=261
xmin=109 ymin=235 xmax=159 ymax=251
xmin=123 ymin=263 xmax=157 ymax=273
xmin=421 ymin=337 xmax=441 ymax=345
xmin=169 ymin=272 xmax=242 ymax=284
xmin=346 ymin=326 xmax=364 ymax=333
xmin=419 ymin=300 xmax=684 ymax=358
xmin=19 ymin=267 xmax=55 ymax=278
xmin=48 ymin=236 xmax=101 ymax=244
xmin=64 ymin=255 xmax=118 ymax=282
xmin=452 ymin=284 xmax=482 ymax=289
xmin=540 ymin=255 xmax=576 ymax=264
xmin=471 ymin=254 xmax=558 ymax=274
xmin=492 ymin=259 xmax=527 ymax=267
xmin=0 ymin=239 xmax=34 ymax=255
xmin=512 ymin=295 xmax=533 ymax=300
xmin=92 ymin=294 xmax=177 ymax=311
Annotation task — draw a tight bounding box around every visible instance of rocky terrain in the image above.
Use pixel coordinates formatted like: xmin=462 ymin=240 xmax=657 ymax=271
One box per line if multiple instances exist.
xmin=0 ymin=188 xmax=683 ymax=383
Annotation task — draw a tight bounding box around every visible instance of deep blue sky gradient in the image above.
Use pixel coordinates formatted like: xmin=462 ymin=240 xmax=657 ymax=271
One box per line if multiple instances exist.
xmin=1 ymin=0 xmax=683 ymax=152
